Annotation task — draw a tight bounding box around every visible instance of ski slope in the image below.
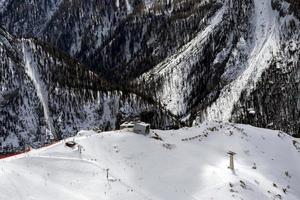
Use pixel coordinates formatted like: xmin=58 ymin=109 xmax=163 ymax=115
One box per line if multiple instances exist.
xmin=1 ymin=122 xmax=300 ymax=200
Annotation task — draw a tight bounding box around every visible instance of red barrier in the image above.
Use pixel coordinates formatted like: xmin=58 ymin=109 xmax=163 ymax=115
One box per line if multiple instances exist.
xmin=0 ymin=152 xmax=21 ymax=159
xmin=0 ymin=140 xmax=60 ymax=160
xmin=0 ymin=148 xmax=31 ymax=159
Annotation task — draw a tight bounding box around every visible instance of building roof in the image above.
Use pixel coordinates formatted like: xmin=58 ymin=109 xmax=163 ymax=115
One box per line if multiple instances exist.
xmin=120 ymin=121 xmax=135 ymax=126
xmin=135 ymin=122 xmax=150 ymax=126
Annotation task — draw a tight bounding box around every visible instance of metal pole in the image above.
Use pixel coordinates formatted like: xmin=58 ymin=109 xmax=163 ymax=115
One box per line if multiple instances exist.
xmin=230 ymin=155 xmax=234 ymax=170
xmin=106 ymin=169 xmax=109 ymax=180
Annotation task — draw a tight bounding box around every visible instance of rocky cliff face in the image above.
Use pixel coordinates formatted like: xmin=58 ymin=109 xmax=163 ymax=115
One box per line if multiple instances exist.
xmin=0 ymin=0 xmax=299 ymax=142
xmin=0 ymin=28 xmax=176 ymax=152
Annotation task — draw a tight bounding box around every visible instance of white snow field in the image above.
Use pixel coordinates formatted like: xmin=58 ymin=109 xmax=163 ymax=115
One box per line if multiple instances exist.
xmin=1 ymin=122 xmax=300 ymax=200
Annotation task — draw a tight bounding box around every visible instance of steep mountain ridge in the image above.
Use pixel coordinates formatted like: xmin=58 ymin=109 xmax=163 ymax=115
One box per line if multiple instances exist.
xmin=0 ymin=28 xmax=176 ymax=152
xmin=133 ymin=0 xmax=299 ymax=135
xmin=200 ymin=0 xmax=297 ymax=121
xmin=0 ymin=0 xmax=299 ymax=139
xmin=198 ymin=0 xmax=300 ymax=136
xmin=134 ymin=0 xmax=237 ymax=116
xmin=0 ymin=0 xmax=221 ymax=81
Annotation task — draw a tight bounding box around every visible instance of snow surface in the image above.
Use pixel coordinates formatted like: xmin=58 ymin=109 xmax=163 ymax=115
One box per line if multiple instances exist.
xmin=1 ymin=122 xmax=300 ymax=200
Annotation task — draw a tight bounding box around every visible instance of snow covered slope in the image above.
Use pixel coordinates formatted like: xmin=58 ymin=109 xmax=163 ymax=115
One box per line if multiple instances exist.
xmin=0 ymin=28 xmax=177 ymax=152
xmin=1 ymin=122 xmax=300 ymax=200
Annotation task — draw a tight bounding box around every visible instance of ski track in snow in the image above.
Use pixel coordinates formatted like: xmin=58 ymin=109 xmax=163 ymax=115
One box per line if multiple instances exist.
xmin=203 ymin=0 xmax=280 ymax=121
xmin=22 ymin=40 xmax=56 ymax=139
xmin=30 ymin=154 xmax=155 ymax=200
